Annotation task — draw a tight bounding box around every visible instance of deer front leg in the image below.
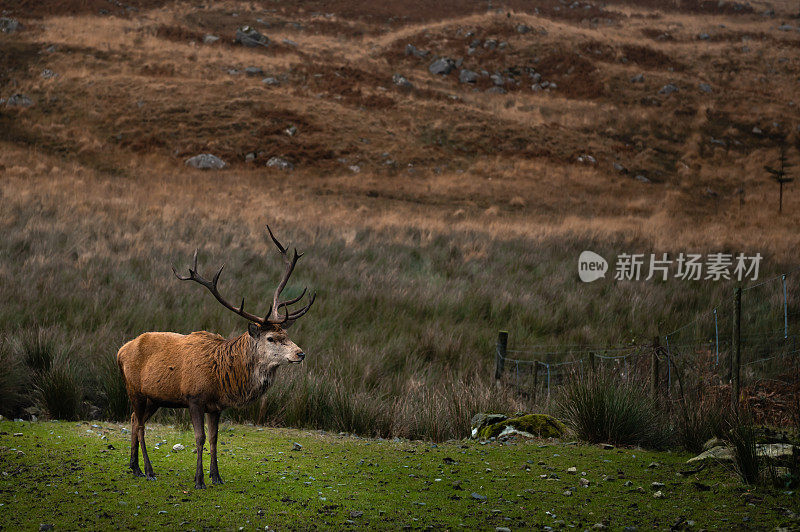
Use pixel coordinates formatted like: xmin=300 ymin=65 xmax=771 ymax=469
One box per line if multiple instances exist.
xmin=207 ymin=411 xmax=223 ymax=485
xmin=189 ymin=403 xmax=206 ymax=489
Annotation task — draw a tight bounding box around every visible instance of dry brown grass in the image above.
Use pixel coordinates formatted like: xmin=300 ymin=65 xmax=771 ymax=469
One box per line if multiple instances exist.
xmin=0 ymin=0 xmax=798 ymax=436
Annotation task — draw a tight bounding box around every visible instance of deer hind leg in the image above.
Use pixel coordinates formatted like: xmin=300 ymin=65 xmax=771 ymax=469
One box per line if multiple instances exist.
xmin=189 ymin=403 xmax=206 ymax=489
xmin=128 ymin=410 xmax=144 ymax=477
xmin=207 ymin=411 xmax=223 ymax=485
xmin=138 ymin=400 xmax=159 ymax=480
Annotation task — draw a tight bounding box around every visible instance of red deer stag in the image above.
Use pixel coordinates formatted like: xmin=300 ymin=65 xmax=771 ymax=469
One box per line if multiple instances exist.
xmin=117 ymin=226 xmax=315 ymax=488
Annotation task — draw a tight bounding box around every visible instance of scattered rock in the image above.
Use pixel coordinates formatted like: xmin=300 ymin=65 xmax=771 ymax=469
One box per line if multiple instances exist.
xmin=282 ymin=38 xmax=298 ymax=47
xmin=459 ymin=69 xmax=478 ymax=84
xmin=653 ymin=490 xmax=664 ymax=499
xmin=647 ymin=462 xmax=660 ymax=469
xmin=392 ymin=74 xmax=413 ymax=90
xmin=651 ymin=482 xmax=665 ymax=490
xmin=39 ymin=525 xmax=54 ymax=532
xmin=486 ymin=87 xmax=506 ymax=94
xmin=698 ymin=33 xmax=710 ymax=40
xmin=471 ymin=492 xmax=486 ymax=501
xmin=710 ymin=138 xmax=726 ymax=147
xmin=405 ymin=44 xmax=429 ymax=58
xmin=563 ymin=490 xmax=573 ymax=496
xmin=577 ymin=154 xmax=596 ymax=164
xmin=245 ymin=66 xmax=264 ymax=77
xmin=350 ymin=511 xmax=363 ymax=518
xmin=490 ymin=73 xmax=504 ymax=86
xmin=530 ymin=72 xmax=542 ymax=83
xmin=752 ymin=126 xmax=762 ymax=135
xmin=635 ymin=174 xmax=651 ymax=183
xmin=41 ymin=69 xmax=58 ymax=79
xmin=698 ymin=82 xmax=712 ymax=93
xmin=172 ymin=444 xmax=185 ymax=451
xmin=452 ymin=480 xmax=463 ymax=490
xmin=778 ymin=24 xmax=794 ymax=32
xmin=688 ymin=443 xmax=796 ymax=464
xmin=658 ymin=84 xmax=679 ymax=95
xmin=266 ymin=157 xmax=293 ymax=171
xmin=292 ymin=442 xmax=302 ymax=451
xmin=262 ymin=77 xmax=281 ymax=86
xmin=203 ymin=34 xmax=220 ymax=44
xmin=580 ymin=478 xmax=590 ymax=487
xmin=185 ymin=154 xmax=227 ymax=170
xmin=235 ymin=26 xmax=269 ymax=47
xmin=567 ymin=467 xmax=577 ymax=474
xmin=601 ymin=443 xmax=614 ymax=450
xmin=0 ymin=18 xmax=20 ymax=34
xmin=703 ymin=437 xmax=725 ymax=451
xmin=517 ymin=24 xmax=531 ymax=34
xmin=429 ymin=58 xmax=456 ymax=75
xmin=483 ymin=39 xmax=497 ymax=50
xmin=6 ymin=94 xmax=33 ymax=107
xmin=613 ymin=162 xmax=627 ymax=173
xmin=630 ymin=73 xmax=644 ymax=83
xmin=496 ymin=528 xmax=512 ymax=532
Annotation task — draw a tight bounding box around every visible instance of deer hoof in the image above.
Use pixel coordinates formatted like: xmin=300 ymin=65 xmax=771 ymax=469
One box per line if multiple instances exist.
xmin=211 ymin=476 xmax=224 ymax=485
xmin=130 ymin=467 xmax=145 ymax=477
xmin=145 ymin=474 xmax=157 ymax=481
xmin=195 ymin=481 xmax=206 ymax=489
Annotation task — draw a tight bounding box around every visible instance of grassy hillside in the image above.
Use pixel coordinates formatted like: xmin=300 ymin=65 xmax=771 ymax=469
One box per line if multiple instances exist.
xmin=0 ymin=0 xmax=798 ymax=437
xmin=1 ymin=419 xmax=798 ymax=530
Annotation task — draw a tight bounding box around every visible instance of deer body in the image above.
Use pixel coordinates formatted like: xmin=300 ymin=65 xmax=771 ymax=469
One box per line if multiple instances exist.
xmin=117 ymin=227 xmax=315 ymax=488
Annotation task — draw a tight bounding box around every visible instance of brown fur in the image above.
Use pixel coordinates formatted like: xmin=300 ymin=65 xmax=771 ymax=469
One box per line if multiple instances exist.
xmin=118 ymin=331 xmax=265 ymax=410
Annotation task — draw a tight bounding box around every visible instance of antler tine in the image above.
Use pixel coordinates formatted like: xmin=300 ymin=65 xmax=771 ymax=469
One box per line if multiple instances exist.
xmin=285 ymin=292 xmax=316 ymax=321
xmin=266 ymin=225 xmax=286 ymax=254
xmin=172 ymin=250 xmax=266 ymax=325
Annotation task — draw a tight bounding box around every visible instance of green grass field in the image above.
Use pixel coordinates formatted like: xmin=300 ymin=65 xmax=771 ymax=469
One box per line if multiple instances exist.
xmin=0 ymin=420 xmax=797 ymax=530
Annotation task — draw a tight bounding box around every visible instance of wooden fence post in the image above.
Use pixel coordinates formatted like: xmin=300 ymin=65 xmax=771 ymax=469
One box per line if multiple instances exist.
xmin=731 ymin=287 xmax=742 ymax=413
xmin=495 ymin=330 xmax=508 ymax=389
xmin=588 ymin=351 xmax=596 ymax=376
xmin=532 ymin=361 xmax=539 ymax=402
xmin=651 ymin=336 xmax=660 ymax=400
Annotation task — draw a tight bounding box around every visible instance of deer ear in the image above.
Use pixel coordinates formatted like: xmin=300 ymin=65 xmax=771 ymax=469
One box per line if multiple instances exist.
xmin=247 ymin=322 xmax=261 ymax=338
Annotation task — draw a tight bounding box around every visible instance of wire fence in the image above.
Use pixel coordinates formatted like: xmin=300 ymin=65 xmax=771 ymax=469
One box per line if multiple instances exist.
xmin=494 ymin=267 xmax=800 ymax=419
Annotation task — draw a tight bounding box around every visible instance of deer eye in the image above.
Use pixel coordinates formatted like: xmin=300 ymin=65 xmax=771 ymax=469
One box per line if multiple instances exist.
xmin=266 ymin=337 xmax=277 ymax=343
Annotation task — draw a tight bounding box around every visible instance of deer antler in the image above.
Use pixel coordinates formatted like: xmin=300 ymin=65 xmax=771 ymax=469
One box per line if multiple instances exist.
xmin=265 ymin=225 xmax=316 ymax=324
xmin=173 ymin=226 xmax=316 ymax=327
xmin=172 ymin=250 xmax=267 ymax=325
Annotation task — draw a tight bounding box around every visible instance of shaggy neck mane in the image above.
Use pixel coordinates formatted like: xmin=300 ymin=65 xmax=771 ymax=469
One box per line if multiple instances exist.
xmin=193 ymin=331 xmax=259 ymax=405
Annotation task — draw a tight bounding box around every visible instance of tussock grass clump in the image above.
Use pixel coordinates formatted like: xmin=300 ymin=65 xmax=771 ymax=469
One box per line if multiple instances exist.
xmin=557 ymin=371 xmax=666 ymax=448
xmin=5 ymin=327 xmax=86 ymax=421
xmin=0 ymin=338 xmax=28 ymax=417
xmin=96 ymin=352 xmax=130 ymax=421
xmin=35 ymin=362 xmax=83 ymax=421
xmin=728 ymin=411 xmax=761 ymax=485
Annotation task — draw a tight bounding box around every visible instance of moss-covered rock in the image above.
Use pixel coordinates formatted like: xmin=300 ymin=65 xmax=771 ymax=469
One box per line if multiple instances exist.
xmin=477 ymin=414 xmax=567 ymax=440
xmin=470 ymin=413 xmax=509 ymax=438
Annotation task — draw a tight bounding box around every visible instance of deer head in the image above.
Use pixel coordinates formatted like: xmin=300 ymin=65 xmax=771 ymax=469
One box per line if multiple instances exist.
xmin=172 ymin=225 xmax=315 ymax=366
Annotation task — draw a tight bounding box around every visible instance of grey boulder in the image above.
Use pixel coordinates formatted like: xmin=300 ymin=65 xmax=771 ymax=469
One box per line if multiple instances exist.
xmin=235 ymin=26 xmax=269 ymax=47
xmin=185 ymin=154 xmax=227 ymax=170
